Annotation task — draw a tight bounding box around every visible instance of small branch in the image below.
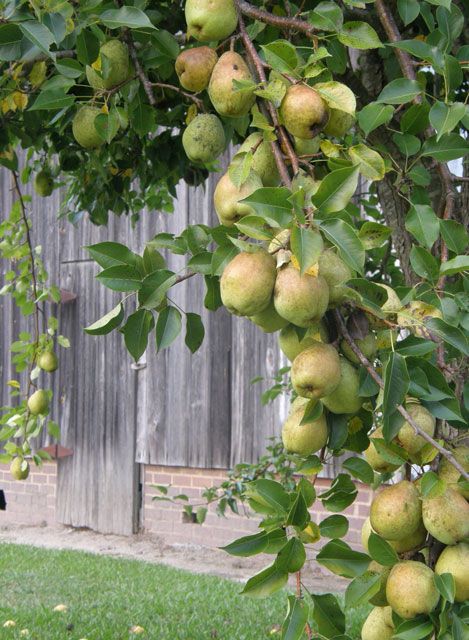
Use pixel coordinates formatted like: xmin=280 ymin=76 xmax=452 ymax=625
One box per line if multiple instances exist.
xmin=451 ymin=174 xmax=469 ymax=183
xmin=150 ymin=82 xmax=205 ymax=110
xmin=175 ymin=271 xmax=197 ymax=285
xmin=122 ymin=29 xmax=156 ymax=106
xmin=237 ymin=0 xmax=317 ymax=36
xmin=374 ymin=0 xmax=417 ymax=84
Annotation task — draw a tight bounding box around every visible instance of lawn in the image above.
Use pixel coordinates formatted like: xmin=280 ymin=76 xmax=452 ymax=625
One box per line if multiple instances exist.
xmin=0 ymin=543 xmax=367 ymax=639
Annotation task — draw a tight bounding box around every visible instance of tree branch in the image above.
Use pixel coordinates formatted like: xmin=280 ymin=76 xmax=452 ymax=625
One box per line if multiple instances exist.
xmin=150 ymin=82 xmax=205 ymax=111
xmin=237 ymin=0 xmax=317 ymax=36
xmin=122 ymin=29 xmax=156 ymax=106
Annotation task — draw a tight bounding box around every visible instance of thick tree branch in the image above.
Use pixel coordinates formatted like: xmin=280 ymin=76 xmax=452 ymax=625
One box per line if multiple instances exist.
xmin=237 ymin=0 xmax=317 ymax=35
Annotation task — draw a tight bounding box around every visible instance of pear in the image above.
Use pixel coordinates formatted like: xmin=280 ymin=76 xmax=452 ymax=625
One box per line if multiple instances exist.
xmin=274 ymin=264 xmax=329 ymax=328
xmin=362 ymin=516 xmax=427 ymax=554
xmin=208 ymin=52 xmax=255 ymax=117
xmin=34 ymin=171 xmax=53 ymax=197
xmin=364 ymin=427 xmax=401 ymax=474
xmin=279 ymin=84 xmax=329 ymax=139
xmin=375 ymin=329 xmax=397 ymax=350
xmin=220 ymin=250 xmax=276 ymax=316
xmin=386 ymin=561 xmax=439 ymax=619
xmin=236 ymin=133 xmax=280 ymax=187
xmin=322 ymin=358 xmax=362 ymax=415
xmin=249 ymin=300 xmax=289 ymax=333
xmin=282 ymin=397 xmax=328 ymax=455
xmin=368 ymin=561 xmax=390 ymax=606
xmin=396 ymin=402 xmax=435 ymax=457
xmin=27 ymin=389 xmax=49 ymax=415
xmin=438 ymin=445 xmax=469 ymax=499
xmin=435 ymin=542 xmax=469 ymax=602
xmin=370 ymin=480 xmax=422 ymax=541
xmin=86 ymin=39 xmax=130 ymax=90
xmin=422 ymin=487 xmax=469 ymax=545
xmin=10 ymin=457 xmax=30 ymax=481
xmin=185 ymin=0 xmax=238 ymax=42
xmin=318 ymin=249 xmax=352 ymax=306
xmin=361 ymin=606 xmax=394 ymax=640
xmin=324 ymin=108 xmax=355 ymax=137
xmin=182 ymin=114 xmax=225 ymax=163
xmin=278 ymin=323 xmax=329 ymax=362
xmin=175 ymin=46 xmax=218 ymax=92
xmin=293 ymin=136 xmax=320 ymax=156
xmin=37 ymin=350 xmax=58 ymax=373
xmin=290 ymin=342 xmax=341 ymax=400
xmin=213 ymin=170 xmax=262 ymax=226
xmin=341 ymin=333 xmax=377 ymax=365
xmin=72 ymin=106 xmax=104 ymax=149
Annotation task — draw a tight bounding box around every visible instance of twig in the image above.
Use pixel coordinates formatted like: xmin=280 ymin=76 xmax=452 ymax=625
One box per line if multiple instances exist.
xmin=122 ymin=29 xmax=156 ymax=106
xmin=237 ymin=0 xmax=317 ymax=36
xmin=150 ymin=82 xmax=205 ymax=110
xmin=175 ymin=271 xmax=197 ymax=284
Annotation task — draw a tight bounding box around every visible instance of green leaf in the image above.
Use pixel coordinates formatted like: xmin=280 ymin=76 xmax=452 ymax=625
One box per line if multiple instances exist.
xmin=221 ymin=531 xmax=269 ymax=557
xmin=382 ymin=353 xmax=409 ymax=441
xmin=96 ymin=265 xmax=142 ymax=292
xmin=76 ymin=29 xmax=99 ymax=65
xmin=55 ymin=58 xmax=83 ymax=79
xmin=0 ymin=24 xmax=23 ymax=61
xmin=282 ymin=596 xmax=310 ymax=640
xmin=300 ymin=399 xmax=323 ymax=425
xmin=397 ymin=0 xmax=420 ymax=25
xmin=241 ymin=563 xmax=288 ymax=598
xmin=392 ymin=133 xmax=421 ymax=156
xmin=29 ymin=90 xmax=75 ymax=111
xmin=86 ymin=242 xmax=139 ymax=269
xmin=204 ymin=276 xmax=222 ymax=311
xmin=439 ymin=255 xmax=469 ymax=276
xmin=94 ymin=112 xmax=120 ymax=144
xmin=298 ymin=477 xmax=316 ymax=508
xmin=393 ymin=617 xmax=435 ymax=640
xmin=138 ymin=270 xmax=176 ymax=310
xmin=84 ymin=303 xmax=124 ymax=335
xmin=319 ymin=218 xmax=365 ymax=275
xmin=185 ymin=313 xmax=205 ymax=353
xmin=309 ymin=2 xmax=343 ymax=31
xmin=426 ymin=318 xmax=469 ymax=357
xmin=100 ymin=7 xmax=156 ymax=29
xmin=155 ymin=306 xmax=182 ymax=352
xmin=310 ymin=593 xmax=345 ymax=638
xmin=276 ymin=538 xmax=306 ymax=573
xmin=314 ymin=81 xmax=356 ymax=115
xmin=19 ymin=21 xmax=55 ymax=57
xmin=429 ymin=102 xmax=466 ymax=141
xmin=316 ymin=539 xmax=370 ymax=578
xmin=286 ymin=492 xmax=310 ymax=530
xmin=348 ymin=144 xmax=385 ymax=181
xmin=400 ymin=102 xmax=430 ymax=134
xmin=367 ymin=532 xmax=399 ymax=566
xmin=345 ymin=571 xmax=382 ymax=608
xmin=312 ymin=165 xmax=360 ymax=214
xmin=358 ymin=102 xmax=394 ymax=136
xmin=405 ymin=205 xmax=440 ymax=249
xmin=420 ymin=471 xmax=446 ymax=498
xmin=290 ymin=227 xmax=324 ymax=275
xmin=319 ymin=515 xmax=349 ymax=539
xmin=410 ymin=246 xmax=440 ymax=281
xmin=440 ymin=220 xmax=469 ymax=254
xmin=421 ymin=134 xmax=469 ymax=162
xmin=122 ymin=309 xmax=154 ymax=360
xmin=247 ymin=479 xmax=290 ymax=513
xmin=358 ymin=222 xmax=391 ymax=249
xmin=342 ymin=457 xmax=374 ymax=484
xmin=434 ymin=572 xmax=455 ymax=603
xmin=152 ymin=30 xmax=179 ymax=59
xmin=261 ymin=40 xmax=299 ymax=73
xmin=371 ymin=438 xmax=408 ymax=465
xmin=240 ymin=187 xmax=293 ymax=227
xmin=338 ymin=22 xmax=382 ymax=49
xmin=377 ymin=79 xmax=422 ymax=104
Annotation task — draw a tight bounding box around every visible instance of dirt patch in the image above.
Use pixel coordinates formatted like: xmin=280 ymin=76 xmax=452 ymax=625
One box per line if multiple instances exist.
xmin=0 ymin=523 xmax=347 ymax=592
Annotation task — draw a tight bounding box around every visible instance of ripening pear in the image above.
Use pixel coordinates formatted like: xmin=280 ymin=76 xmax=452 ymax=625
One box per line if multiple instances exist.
xmin=362 ymin=516 xmax=427 ymax=555
xmin=182 ymin=114 xmax=225 ymax=163
xmin=435 ymin=543 xmax=469 ymax=602
xmin=368 ymin=561 xmax=391 ymax=606
xmin=290 ymin=342 xmax=341 ymax=400
xmin=213 ymin=170 xmax=262 ymax=226
xmin=236 ymin=133 xmax=280 ymax=187
xmin=322 ymin=358 xmax=362 ymax=415
xmin=72 ymin=106 xmax=104 ymax=149
xmin=208 ymin=52 xmax=255 ymax=117
xmin=220 ymin=250 xmax=276 ymax=316
xmin=86 ymin=39 xmax=130 ymax=90
xmin=361 ymin=606 xmax=394 ymax=640
xmin=324 ymin=108 xmax=355 ymax=137
xmin=422 ymin=487 xmax=469 ymax=545
xmin=10 ymin=457 xmax=30 ymax=481
xmin=364 ymin=428 xmax=401 ymax=473
xmin=438 ymin=445 xmax=469 ymax=499
xmin=282 ymin=398 xmax=328 ymax=455
xmin=279 ymin=84 xmax=329 ymax=139
xmin=370 ymin=480 xmax=422 ymax=541
xmin=396 ymin=402 xmax=435 ymax=456
xmin=278 ymin=323 xmax=329 ymax=362
xmin=386 ymin=561 xmax=439 ymax=619
xmin=27 ymin=389 xmax=49 ymax=415
xmin=341 ymin=333 xmax=377 ymax=365
xmin=37 ymin=350 xmax=58 ymax=373
xmin=318 ymin=249 xmax=352 ymax=305
xmin=293 ymin=136 xmax=320 ymax=156
xmin=34 ymin=171 xmax=53 ymax=197
xmin=274 ymin=264 xmax=329 ymax=328
xmin=249 ymin=300 xmax=289 ymax=333
xmin=175 ymin=46 xmax=218 ymax=92
xmin=185 ymin=0 xmax=238 ymax=42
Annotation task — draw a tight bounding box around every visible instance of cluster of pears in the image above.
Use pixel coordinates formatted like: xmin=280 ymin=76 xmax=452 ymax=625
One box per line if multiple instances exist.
xmin=360 ymin=471 xmax=469 ymax=639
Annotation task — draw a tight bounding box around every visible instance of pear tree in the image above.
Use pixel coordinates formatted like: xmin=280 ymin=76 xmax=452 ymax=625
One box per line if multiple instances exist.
xmin=0 ymin=1 xmax=468 ymax=638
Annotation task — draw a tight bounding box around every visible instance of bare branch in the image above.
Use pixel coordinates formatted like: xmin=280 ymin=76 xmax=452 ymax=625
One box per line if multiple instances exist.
xmin=237 ymin=0 xmax=317 ymax=36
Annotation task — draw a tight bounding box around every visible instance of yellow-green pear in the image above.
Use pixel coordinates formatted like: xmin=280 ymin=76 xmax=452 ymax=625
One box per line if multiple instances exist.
xmin=274 ymin=264 xmax=329 ymax=328
xmin=182 ymin=114 xmax=225 ymax=163
xmin=282 ymin=397 xmax=328 ymax=455
xmin=278 ymin=323 xmax=329 ymax=362
xmin=324 ymin=108 xmax=355 ymax=137
xmin=364 ymin=428 xmax=401 ymax=473
xmin=37 ymin=350 xmax=58 ymax=373
xmin=438 ymin=446 xmax=469 ymax=499
xmin=386 ymin=561 xmax=439 ymax=619
xmin=362 ymin=516 xmax=427 ymax=555
xmin=318 ymin=249 xmax=352 ymax=306
xmin=27 ymin=389 xmax=49 ymax=415
xmin=341 ymin=333 xmax=377 ymax=365
xmin=175 ymin=46 xmax=218 ymax=91
xmin=290 ymin=342 xmax=341 ymax=400
xmin=396 ymin=402 xmax=435 ymax=457
xmin=208 ymin=52 xmax=255 ymax=117
xmin=34 ymin=171 xmax=53 ymax=197
xmin=236 ymin=133 xmax=280 ymax=187
xmin=249 ymin=300 xmax=289 ymax=333
xmin=279 ymin=84 xmax=329 ymax=139
xmin=86 ymin=39 xmax=130 ymax=90
xmin=213 ymin=170 xmax=262 ymax=226
xmin=370 ymin=480 xmax=422 ymax=541
xmin=361 ymin=606 xmax=394 ymax=640
xmin=368 ymin=561 xmax=391 ymax=606
xmin=422 ymin=487 xmax=469 ymax=545
xmin=220 ymin=250 xmax=276 ymax=316
xmin=294 ymin=136 xmax=320 ymax=156
xmin=185 ymin=0 xmax=238 ymax=42
xmin=72 ymin=106 xmax=104 ymax=149
xmin=322 ymin=358 xmax=362 ymax=415
xmin=10 ymin=457 xmax=30 ymax=481
xmin=435 ymin=543 xmax=469 ymax=602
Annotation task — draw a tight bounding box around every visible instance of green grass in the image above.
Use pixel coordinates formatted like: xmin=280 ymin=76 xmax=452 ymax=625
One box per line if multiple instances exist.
xmin=0 ymin=543 xmax=367 ymax=639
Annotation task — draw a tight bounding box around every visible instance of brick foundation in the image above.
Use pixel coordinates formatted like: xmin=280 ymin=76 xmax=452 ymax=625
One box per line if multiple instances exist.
xmin=0 ymin=462 xmax=57 ymax=526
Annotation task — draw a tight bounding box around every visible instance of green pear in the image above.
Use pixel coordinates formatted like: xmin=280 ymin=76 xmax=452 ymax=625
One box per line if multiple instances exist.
xmin=220 ymin=250 xmax=276 ymax=316
xmin=37 ymin=350 xmax=58 ymax=373
xmin=175 ymin=46 xmax=218 ymax=91
xmin=438 ymin=445 xmax=469 ymax=499
xmin=318 ymin=249 xmax=353 ymax=306
xmin=386 ymin=561 xmax=439 ymax=619
xmin=282 ymin=397 xmax=328 ymax=455
xmin=278 ymin=323 xmax=329 ymax=362
xmin=249 ymin=300 xmax=289 ymax=333
xmin=422 ymin=487 xmax=469 ymax=545
xmin=435 ymin=542 xmax=469 ymax=602
xmin=27 ymin=389 xmax=49 ymax=415
xmin=364 ymin=427 xmax=401 ymax=473
xmin=34 ymin=171 xmax=53 ymax=197
xmin=322 ymin=358 xmax=362 ymax=415
xmin=208 ymin=52 xmax=255 ymax=117
xmin=213 ymin=170 xmax=262 ymax=226
xmin=362 ymin=516 xmax=427 ymax=555
xmin=290 ymin=342 xmax=341 ymax=400
xmin=341 ymin=333 xmax=377 ymax=365
xmin=361 ymin=606 xmax=394 ymax=640
xmin=396 ymin=402 xmax=435 ymax=456
xmin=10 ymin=457 xmax=30 ymax=481
xmin=370 ymin=480 xmax=422 ymax=541
xmin=324 ymin=108 xmax=355 ymax=137
xmin=293 ymin=136 xmax=320 ymax=156
xmin=185 ymin=0 xmax=238 ymax=42
xmin=279 ymin=84 xmax=329 ymax=139
xmin=375 ymin=329 xmax=397 ymax=350
xmin=368 ymin=561 xmax=391 ymax=606
xmin=274 ymin=264 xmax=329 ymax=328
xmin=86 ymin=39 xmax=130 ymax=90
xmin=72 ymin=106 xmax=104 ymax=149
xmin=235 ymin=133 xmax=280 ymax=187
xmin=182 ymin=114 xmax=225 ymax=163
